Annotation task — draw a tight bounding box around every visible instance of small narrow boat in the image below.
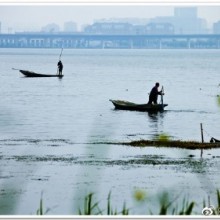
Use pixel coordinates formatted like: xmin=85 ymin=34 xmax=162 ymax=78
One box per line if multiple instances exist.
xmin=19 ymin=70 xmax=63 ymax=78
xmin=110 ymin=99 xmax=168 ymax=112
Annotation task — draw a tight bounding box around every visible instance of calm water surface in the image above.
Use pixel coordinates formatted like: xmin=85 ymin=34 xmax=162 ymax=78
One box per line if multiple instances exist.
xmin=0 ymin=49 xmax=220 ymax=214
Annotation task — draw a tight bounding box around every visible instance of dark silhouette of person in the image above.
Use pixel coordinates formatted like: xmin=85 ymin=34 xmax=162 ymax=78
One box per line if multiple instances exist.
xmin=210 ymin=137 xmax=220 ymax=143
xmin=148 ymin=82 xmax=163 ymax=104
xmin=57 ymin=60 xmax=63 ymax=75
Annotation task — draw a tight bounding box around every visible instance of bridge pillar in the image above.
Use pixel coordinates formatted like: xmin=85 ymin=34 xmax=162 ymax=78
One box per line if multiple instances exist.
xmin=14 ymin=38 xmax=18 ymax=47
xmin=26 ymin=38 xmax=30 ymax=47
xmin=130 ymin=39 xmax=133 ymax=49
xmin=187 ymin=39 xmax=191 ymax=49
xmin=101 ymin=40 xmax=105 ymax=49
xmin=159 ymin=39 xmax=162 ymax=49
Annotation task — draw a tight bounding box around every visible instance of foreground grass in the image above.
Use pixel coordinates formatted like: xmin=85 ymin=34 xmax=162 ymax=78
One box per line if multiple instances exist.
xmin=78 ymin=192 xmax=129 ymax=215
xmin=36 ymin=190 xmax=220 ymax=215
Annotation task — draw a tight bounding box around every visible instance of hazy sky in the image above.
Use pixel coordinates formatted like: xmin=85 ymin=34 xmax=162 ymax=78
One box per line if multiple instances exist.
xmin=0 ymin=5 xmax=220 ymax=32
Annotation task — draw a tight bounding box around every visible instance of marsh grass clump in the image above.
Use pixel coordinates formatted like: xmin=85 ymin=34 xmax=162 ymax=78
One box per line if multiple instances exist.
xmin=35 ymin=190 xmax=220 ymax=215
xmin=78 ymin=192 xmax=129 ymax=215
xmin=107 ymin=192 xmax=130 ymax=215
xmin=217 ymin=95 xmax=220 ymax=108
xmin=77 ymin=191 xmax=195 ymax=215
xmin=202 ymin=190 xmax=220 ymax=215
xmin=124 ymin=139 xmax=220 ymax=149
xmin=159 ymin=194 xmax=194 ymax=215
xmin=78 ymin=193 xmax=102 ymax=215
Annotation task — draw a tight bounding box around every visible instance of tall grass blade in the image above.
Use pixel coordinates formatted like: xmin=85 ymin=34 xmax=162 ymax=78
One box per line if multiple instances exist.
xmin=87 ymin=193 xmax=92 ymax=215
xmin=107 ymin=191 xmax=111 ymax=215
xmin=78 ymin=192 xmax=102 ymax=215
xmin=36 ymin=196 xmax=43 ymax=215
xmin=121 ymin=202 xmax=129 ymax=215
xmin=184 ymin=202 xmax=195 ymax=215
xmin=159 ymin=204 xmax=168 ymax=215
xmin=217 ymin=189 xmax=220 ymax=208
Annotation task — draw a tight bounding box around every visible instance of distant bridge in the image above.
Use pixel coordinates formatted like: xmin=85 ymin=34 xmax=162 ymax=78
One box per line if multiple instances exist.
xmin=0 ymin=33 xmax=220 ymax=49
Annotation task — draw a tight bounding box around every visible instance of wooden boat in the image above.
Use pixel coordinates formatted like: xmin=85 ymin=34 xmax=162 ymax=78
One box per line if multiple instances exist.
xmin=20 ymin=70 xmax=63 ymax=78
xmin=110 ymin=99 xmax=168 ymax=112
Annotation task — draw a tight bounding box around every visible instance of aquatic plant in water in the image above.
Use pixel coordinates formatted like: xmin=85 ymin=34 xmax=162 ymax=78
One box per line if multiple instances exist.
xmin=36 ymin=192 xmax=50 ymax=215
xmin=76 ymin=190 xmax=219 ymax=215
xmin=34 ymin=189 xmax=220 ymax=215
xmin=78 ymin=192 xmax=129 ymax=215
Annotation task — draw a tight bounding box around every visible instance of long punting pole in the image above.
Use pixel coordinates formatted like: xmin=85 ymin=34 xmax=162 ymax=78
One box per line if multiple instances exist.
xmin=57 ymin=48 xmax=63 ymax=74
xmin=59 ymin=48 xmax=63 ymax=60
xmin=200 ymin=123 xmax=204 ymax=143
xmin=200 ymin=123 xmax=204 ymax=157
xmin=161 ymin=86 xmax=164 ymax=110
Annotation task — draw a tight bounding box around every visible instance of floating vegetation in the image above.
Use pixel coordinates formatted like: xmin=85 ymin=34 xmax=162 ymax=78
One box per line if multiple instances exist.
xmin=123 ymin=139 xmax=220 ymax=149
xmin=7 ymin=155 xmax=78 ymax=163
xmin=93 ymin=139 xmax=220 ymax=150
xmin=0 ymin=138 xmax=73 ymax=145
xmin=217 ymin=95 xmax=220 ymax=108
xmin=157 ymin=133 xmax=171 ymax=142
xmin=92 ymin=135 xmax=220 ymax=149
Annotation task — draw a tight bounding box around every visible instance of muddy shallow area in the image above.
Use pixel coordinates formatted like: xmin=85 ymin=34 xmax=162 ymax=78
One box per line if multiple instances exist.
xmin=0 ymin=138 xmax=220 ymax=214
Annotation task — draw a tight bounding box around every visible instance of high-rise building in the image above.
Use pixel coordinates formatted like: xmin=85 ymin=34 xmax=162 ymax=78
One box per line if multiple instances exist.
xmin=213 ymin=21 xmax=220 ymax=34
xmin=173 ymin=7 xmax=207 ymax=34
xmin=63 ymin=21 xmax=77 ymax=32
xmin=149 ymin=7 xmax=208 ymax=34
xmin=174 ymin=7 xmax=197 ymax=19
xmin=41 ymin=23 xmax=60 ymax=33
xmin=146 ymin=23 xmax=174 ymax=35
xmin=84 ymin=22 xmax=133 ymax=34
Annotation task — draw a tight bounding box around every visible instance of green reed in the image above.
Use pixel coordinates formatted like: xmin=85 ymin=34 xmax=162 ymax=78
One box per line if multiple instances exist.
xmin=202 ymin=189 xmax=220 ymax=215
xmin=144 ymin=191 xmax=194 ymax=215
xmin=35 ymin=189 xmax=220 ymax=215
xmin=36 ymin=192 xmax=50 ymax=215
xmin=36 ymin=195 xmax=44 ymax=215
xmin=78 ymin=191 xmax=129 ymax=215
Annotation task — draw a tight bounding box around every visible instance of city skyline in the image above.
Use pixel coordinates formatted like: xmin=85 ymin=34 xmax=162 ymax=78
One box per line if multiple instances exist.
xmin=0 ymin=5 xmax=220 ymax=32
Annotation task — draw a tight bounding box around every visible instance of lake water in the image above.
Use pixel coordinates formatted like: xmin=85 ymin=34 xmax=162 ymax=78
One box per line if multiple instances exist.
xmin=1 ymin=48 xmax=220 ymax=215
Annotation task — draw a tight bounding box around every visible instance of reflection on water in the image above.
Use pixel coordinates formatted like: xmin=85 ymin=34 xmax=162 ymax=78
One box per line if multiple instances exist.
xmin=147 ymin=111 xmax=166 ymax=123
xmin=148 ymin=111 xmax=163 ymax=120
xmin=146 ymin=111 xmax=167 ymax=140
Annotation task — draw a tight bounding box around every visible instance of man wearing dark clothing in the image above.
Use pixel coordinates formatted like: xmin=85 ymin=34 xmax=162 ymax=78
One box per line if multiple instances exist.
xmin=148 ymin=82 xmax=163 ymax=104
xmin=57 ymin=60 xmax=63 ymax=75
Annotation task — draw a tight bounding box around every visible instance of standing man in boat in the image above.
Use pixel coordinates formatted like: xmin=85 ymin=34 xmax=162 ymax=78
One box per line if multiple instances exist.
xmin=148 ymin=82 xmax=164 ymax=104
xmin=57 ymin=60 xmax=63 ymax=76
